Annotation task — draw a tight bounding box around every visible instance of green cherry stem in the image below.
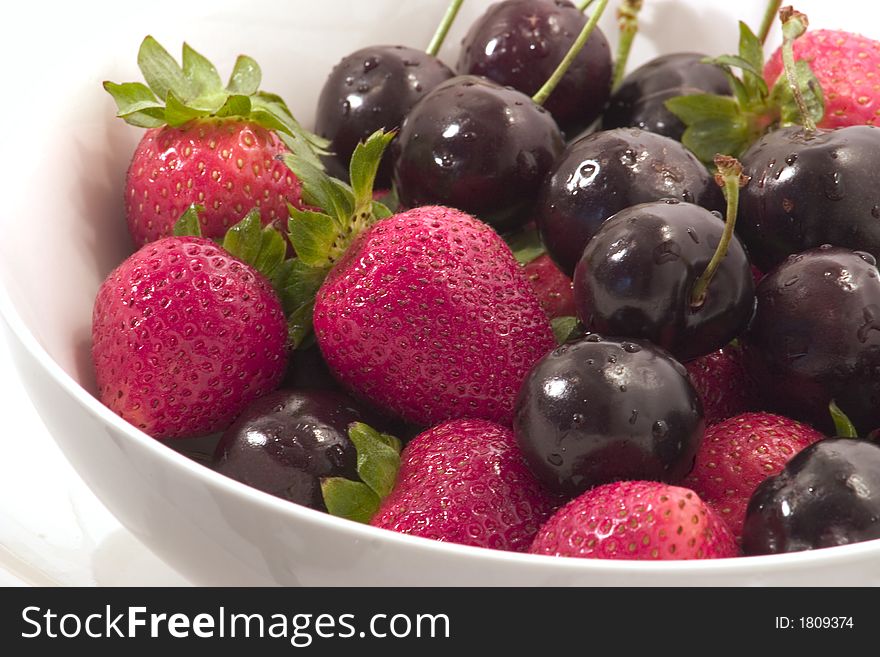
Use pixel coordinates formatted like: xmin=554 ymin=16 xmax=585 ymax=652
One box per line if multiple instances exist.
xmin=533 ymin=0 xmax=610 ymax=105
xmin=757 ymin=0 xmax=783 ymax=45
xmin=612 ymin=0 xmax=644 ymax=91
xmin=780 ymin=6 xmax=816 ymax=133
xmin=426 ymin=0 xmax=465 ymax=57
xmin=691 ymin=155 xmax=749 ymax=309
xmin=577 ymin=0 xmax=597 ymax=11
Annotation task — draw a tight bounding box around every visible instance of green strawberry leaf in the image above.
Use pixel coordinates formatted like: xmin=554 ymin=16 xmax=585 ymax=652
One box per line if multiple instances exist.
xmin=737 ymin=20 xmax=765 ymax=76
xmin=103 ymin=81 xmax=167 ymax=127
xmin=137 ymin=36 xmax=191 ymax=101
xmin=287 ymin=209 xmax=339 ymax=267
xmin=704 ymin=54 xmax=763 ymax=81
xmin=182 ymin=42 xmax=223 ymax=100
xmin=275 ymin=258 xmax=329 ymax=315
xmin=347 ymin=422 xmax=402 ymax=499
xmin=107 ymin=36 xmax=327 ymax=171
xmin=221 ymin=209 xmax=287 ymax=282
xmin=172 ymin=204 xmax=204 ymax=237
xmin=287 ymin=301 xmax=315 ymax=349
xmin=505 ymin=226 xmax=546 ymax=265
xmin=551 ymin=316 xmax=582 ymax=344
xmin=350 ymin=130 xmax=397 ymax=210
xmin=829 ymin=400 xmax=859 ymax=438
xmin=666 ymin=94 xmax=754 ymax=162
xmin=227 ymin=55 xmax=261 ymax=95
xmin=769 ymin=60 xmax=825 ymax=128
xmin=320 ymin=478 xmax=381 ymax=524
xmin=284 ymin=155 xmax=354 ymax=229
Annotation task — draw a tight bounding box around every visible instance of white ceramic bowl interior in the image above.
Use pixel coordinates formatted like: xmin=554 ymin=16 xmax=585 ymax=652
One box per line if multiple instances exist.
xmin=2 ymin=0 xmax=879 ymax=585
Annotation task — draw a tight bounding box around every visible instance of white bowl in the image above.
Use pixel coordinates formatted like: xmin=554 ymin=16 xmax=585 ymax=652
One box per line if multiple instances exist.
xmin=2 ymin=0 xmax=880 ymax=585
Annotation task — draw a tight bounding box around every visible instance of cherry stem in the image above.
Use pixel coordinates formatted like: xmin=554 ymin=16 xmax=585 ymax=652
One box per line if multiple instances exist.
xmin=691 ymin=155 xmax=749 ymax=309
xmin=426 ymin=0 xmax=465 ymax=57
xmin=577 ymin=0 xmax=597 ymax=10
xmin=779 ymin=6 xmax=816 ymax=133
xmin=757 ymin=0 xmax=783 ymax=45
xmin=533 ymin=0 xmax=610 ymax=105
xmin=612 ymin=0 xmax=644 ymax=91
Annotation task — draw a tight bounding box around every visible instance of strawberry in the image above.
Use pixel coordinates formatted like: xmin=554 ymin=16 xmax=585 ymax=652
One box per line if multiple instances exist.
xmin=523 ymin=253 xmax=576 ymax=320
xmin=682 ymin=412 xmax=825 ymax=540
xmin=369 ymin=419 xmax=561 ymax=551
xmin=764 ymin=29 xmax=880 ymax=129
xmin=104 ymin=36 xmax=327 ymax=247
xmin=529 ymin=480 xmax=738 ymax=560
xmin=92 ymin=233 xmax=287 ymax=439
xmin=684 ymin=344 xmax=756 ymax=426
xmin=282 ymin=131 xmax=556 ymax=427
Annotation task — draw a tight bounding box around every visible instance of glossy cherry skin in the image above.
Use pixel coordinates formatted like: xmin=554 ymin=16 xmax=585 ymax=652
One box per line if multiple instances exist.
xmin=534 ymin=128 xmax=724 ymax=276
xmin=742 ymin=246 xmax=880 ymax=434
xmin=315 ymin=45 xmax=454 ymax=187
xmin=213 ymin=389 xmax=375 ymax=510
xmin=392 ymin=75 xmax=565 ymax=232
xmin=742 ymin=438 xmax=880 ymax=555
xmin=573 ymin=200 xmax=755 ymax=362
xmin=603 ymin=53 xmax=731 ymax=141
xmin=514 ymin=335 xmax=703 ymax=497
xmin=457 ymin=0 xmax=612 ymax=135
xmin=738 ymin=125 xmax=880 ymax=271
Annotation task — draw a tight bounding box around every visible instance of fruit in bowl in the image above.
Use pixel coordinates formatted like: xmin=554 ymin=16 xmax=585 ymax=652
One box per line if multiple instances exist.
xmin=3 ymin=0 xmax=880 ymax=586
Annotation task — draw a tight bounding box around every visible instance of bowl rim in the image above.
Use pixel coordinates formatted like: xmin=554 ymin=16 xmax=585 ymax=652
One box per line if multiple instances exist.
xmin=3 ymin=282 xmax=880 ymax=578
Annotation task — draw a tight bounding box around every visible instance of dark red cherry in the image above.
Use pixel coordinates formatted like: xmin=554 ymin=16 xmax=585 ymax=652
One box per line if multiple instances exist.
xmin=392 ymin=75 xmax=565 ymax=232
xmin=737 ymin=125 xmax=880 ymax=271
xmin=514 ymin=335 xmax=703 ymax=497
xmin=315 ymin=45 xmax=454 ymax=187
xmin=534 ymin=128 xmax=724 ymax=276
xmin=742 ymin=438 xmax=880 ymax=555
xmin=573 ymin=199 xmax=755 ymax=362
xmin=213 ymin=389 xmax=376 ymax=510
xmin=603 ymin=53 xmax=731 ymax=141
xmin=742 ymin=246 xmax=880 ymax=434
xmin=457 ymin=0 xmax=612 ymax=135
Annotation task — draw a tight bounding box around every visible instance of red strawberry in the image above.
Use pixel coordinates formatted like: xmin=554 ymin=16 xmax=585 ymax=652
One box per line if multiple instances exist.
xmin=313 ymin=205 xmax=555 ymax=426
xmin=92 ymin=235 xmax=288 ymax=439
xmin=684 ymin=344 xmax=756 ymax=426
xmin=125 ymin=119 xmax=300 ymax=246
xmin=529 ymin=480 xmax=738 ymax=560
xmin=682 ymin=412 xmax=825 ymax=540
xmin=105 ymin=37 xmax=327 ymax=247
xmin=523 ymin=253 xmax=576 ymax=319
xmin=370 ymin=419 xmax=561 ymax=551
xmin=765 ymin=29 xmax=880 ymax=129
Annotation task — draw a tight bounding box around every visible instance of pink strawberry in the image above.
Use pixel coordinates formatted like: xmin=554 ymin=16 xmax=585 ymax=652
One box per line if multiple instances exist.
xmin=92 ymin=235 xmax=288 ymax=439
xmin=529 ymin=480 xmax=738 ymax=560
xmin=523 ymin=253 xmax=576 ymax=319
xmin=764 ymin=29 xmax=880 ymax=129
xmin=684 ymin=344 xmax=756 ymax=426
xmin=370 ymin=419 xmax=561 ymax=551
xmin=682 ymin=412 xmax=825 ymax=540
xmin=105 ymin=36 xmax=327 ymax=247
xmin=313 ymin=205 xmax=555 ymax=426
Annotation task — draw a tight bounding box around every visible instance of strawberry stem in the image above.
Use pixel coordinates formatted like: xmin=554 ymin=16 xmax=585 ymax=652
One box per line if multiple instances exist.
xmin=691 ymin=155 xmax=749 ymax=309
xmin=757 ymin=0 xmax=783 ymax=45
xmin=533 ymin=0 xmax=610 ymax=105
xmin=426 ymin=0 xmax=465 ymax=57
xmin=829 ymin=400 xmax=859 ymax=438
xmin=779 ymin=6 xmax=816 ymax=133
xmin=612 ymin=0 xmax=644 ymax=91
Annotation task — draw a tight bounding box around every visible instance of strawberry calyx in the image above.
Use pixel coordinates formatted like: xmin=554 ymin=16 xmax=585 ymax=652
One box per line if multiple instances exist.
xmin=664 ymin=17 xmax=824 ymax=165
xmin=320 ymin=422 xmax=403 ymax=523
xmin=104 ymin=36 xmax=328 ymax=170
xmin=279 ymin=129 xmax=397 ymax=347
xmin=829 ymin=400 xmax=859 ymax=438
